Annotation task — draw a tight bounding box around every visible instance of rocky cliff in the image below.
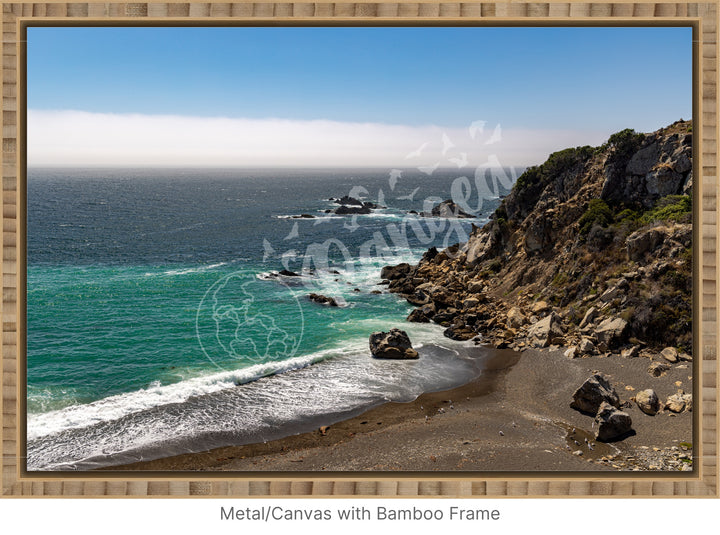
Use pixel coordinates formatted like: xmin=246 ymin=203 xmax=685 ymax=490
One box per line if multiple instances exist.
xmin=384 ymin=120 xmax=693 ymax=358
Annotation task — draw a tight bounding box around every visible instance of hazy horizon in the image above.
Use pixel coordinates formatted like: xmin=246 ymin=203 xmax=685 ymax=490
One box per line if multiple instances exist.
xmin=28 ymin=26 xmax=691 ymax=169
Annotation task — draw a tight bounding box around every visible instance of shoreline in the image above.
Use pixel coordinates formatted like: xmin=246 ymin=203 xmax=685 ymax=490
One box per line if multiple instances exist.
xmin=108 ymin=345 xmax=693 ymax=473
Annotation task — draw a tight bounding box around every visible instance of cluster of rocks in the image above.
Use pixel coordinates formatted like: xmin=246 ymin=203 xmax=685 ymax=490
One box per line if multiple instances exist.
xmin=592 ymin=444 xmax=693 ymax=471
xmin=325 ymin=196 xmax=477 ymax=219
xmin=569 ymin=372 xmax=692 ymax=455
xmin=570 ymin=374 xmax=633 ymax=442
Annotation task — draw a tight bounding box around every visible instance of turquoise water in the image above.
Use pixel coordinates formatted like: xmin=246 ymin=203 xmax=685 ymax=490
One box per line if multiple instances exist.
xmin=26 ymin=167 xmax=510 ymax=470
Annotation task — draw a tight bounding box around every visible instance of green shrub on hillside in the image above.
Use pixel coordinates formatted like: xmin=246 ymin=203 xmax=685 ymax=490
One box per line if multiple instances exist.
xmin=608 ymin=128 xmax=645 ymax=158
xmin=639 ymin=195 xmax=691 ymax=224
xmin=513 ymin=146 xmax=594 ymax=194
xmin=578 ymin=199 xmax=614 ymax=236
xmin=615 ymin=208 xmax=640 ymax=223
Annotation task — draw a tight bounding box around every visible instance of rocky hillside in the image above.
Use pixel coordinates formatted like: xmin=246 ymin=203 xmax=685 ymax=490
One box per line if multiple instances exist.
xmin=383 ymin=120 xmax=693 ymax=359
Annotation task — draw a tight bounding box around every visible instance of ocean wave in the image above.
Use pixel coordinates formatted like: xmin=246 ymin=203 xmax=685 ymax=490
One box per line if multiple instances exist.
xmin=27 ymin=329 xmax=488 ymax=470
xmin=26 ymin=349 xmax=337 ymax=441
xmin=143 ymin=262 xmax=229 ymax=277
xmin=256 ymin=250 xmax=423 ymax=298
xmin=26 ymin=322 xmax=464 ymax=444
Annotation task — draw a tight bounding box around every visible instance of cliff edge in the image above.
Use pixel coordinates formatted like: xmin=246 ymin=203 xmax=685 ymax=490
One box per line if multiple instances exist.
xmin=385 ymin=120 xmax=693 ymax=358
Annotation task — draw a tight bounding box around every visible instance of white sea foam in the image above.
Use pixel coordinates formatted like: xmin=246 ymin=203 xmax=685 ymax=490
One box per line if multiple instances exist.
xmin=274 ymin=213 xmax=343 ymax=220
xmin=27 ymin=325 xmax=486 ymax=470
xmin=26 ymin=349 xmax=335 ymax=441
xmin=143 ymin=262 xmax=229 ymax=277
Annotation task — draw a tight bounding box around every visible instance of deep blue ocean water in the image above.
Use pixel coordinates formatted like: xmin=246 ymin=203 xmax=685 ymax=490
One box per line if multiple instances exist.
xmin=26 ymin=167 xmax=513 ymax=470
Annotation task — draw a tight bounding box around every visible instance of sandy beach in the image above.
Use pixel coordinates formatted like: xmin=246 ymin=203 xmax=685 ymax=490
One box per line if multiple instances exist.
xmin=110 ymin=345 xmax=693 ymax=473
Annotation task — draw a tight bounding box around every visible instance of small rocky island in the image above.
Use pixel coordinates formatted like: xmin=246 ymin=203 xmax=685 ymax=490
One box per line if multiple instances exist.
xmin=328 ymin=195 xmax=381 ymax=215
xmin=421 ymin=199 xmax=475 ymax=218
xmin=325 ymin=195 xmax=477 ymax=218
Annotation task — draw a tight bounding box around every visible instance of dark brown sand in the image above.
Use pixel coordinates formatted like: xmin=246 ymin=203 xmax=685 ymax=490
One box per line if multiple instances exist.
xmin=109 ymin=346 xmax=693 ymax=473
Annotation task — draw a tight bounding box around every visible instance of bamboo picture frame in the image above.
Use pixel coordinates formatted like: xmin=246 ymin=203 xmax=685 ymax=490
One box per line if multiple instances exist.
xmin=1 ymin=1 xmax=717 ymax=498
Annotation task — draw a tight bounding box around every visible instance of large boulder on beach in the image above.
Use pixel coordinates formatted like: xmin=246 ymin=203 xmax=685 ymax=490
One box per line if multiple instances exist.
xmin=594 ymin=317 xmax=629 ymax=348
xmin=636 ymin=389 xmax=661 ymax=415
xmin=369 ymin=328 xmax=419 ymax=359
xmin=661 ymin=346 xmax=679 ymax=363
xmin=595 ymin=401 xmax=633 ymax=442
xmin=570 ymin=373 xmax=620 ymax=414
xmin=527 ymin=312 xmax=563 ymax=347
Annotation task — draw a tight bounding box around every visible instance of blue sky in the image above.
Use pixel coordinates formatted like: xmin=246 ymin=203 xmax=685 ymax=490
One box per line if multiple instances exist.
xmin=27 ymin=26 xmax=692 ymax=167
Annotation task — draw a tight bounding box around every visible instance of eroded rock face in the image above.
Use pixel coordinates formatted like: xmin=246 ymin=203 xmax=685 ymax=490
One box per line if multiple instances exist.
xmin=579 ymin=307 xmax=598 ymax=329
xmin=378 ymin=121 xmax=691 ymax=354
xmin=595 ymin=401 xmax=633 ymax=442
xmin=464 ymin=231 xmax=497 ymax=265
xmin=369 ymin=328 xmax=419 ymax=359
xmin=570 ymin=374 xmax=620 ymax=414
xmin=627 ymin=227 xmax=666 ymax=262
xmin=602 ymin=132 xmax=692 ymax=208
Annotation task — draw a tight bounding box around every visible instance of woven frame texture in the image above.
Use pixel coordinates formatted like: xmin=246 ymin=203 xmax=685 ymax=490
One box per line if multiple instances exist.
xmin=1 ymin=1 xmax=717 ymax=497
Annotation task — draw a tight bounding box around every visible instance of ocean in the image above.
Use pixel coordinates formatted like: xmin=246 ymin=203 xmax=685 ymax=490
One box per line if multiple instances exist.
xmin=26 ymin=167 xmax=513 ymax=470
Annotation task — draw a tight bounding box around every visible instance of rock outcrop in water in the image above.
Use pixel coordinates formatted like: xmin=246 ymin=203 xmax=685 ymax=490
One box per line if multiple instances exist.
xmin=369 ymin=328 xmax=419 ymax=359
xmin=421 ymin=199 xmax=475 ymax=219
xmin=308 ymin=293 xmax=339 ymax=307
xmin=331 ymin=195 xmax=380 ymax=215
xmin=382 ymin=121 xmax=693 ymax=358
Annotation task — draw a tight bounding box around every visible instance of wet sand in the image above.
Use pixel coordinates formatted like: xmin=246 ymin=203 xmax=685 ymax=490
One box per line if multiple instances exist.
xmin=109 ymin=346 xmax=693 ymax=473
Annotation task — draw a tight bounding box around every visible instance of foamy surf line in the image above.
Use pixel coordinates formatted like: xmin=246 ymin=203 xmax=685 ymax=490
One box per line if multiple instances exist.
xmin=27 ymin=338 xmax=489 ymax=471
xmin=26 ymin=323 xmax=442 ymax=443
xmin=26 ymin=348 xmax=337 ymax=441
xmin=26 ymin=323 xmax=449 ymax=442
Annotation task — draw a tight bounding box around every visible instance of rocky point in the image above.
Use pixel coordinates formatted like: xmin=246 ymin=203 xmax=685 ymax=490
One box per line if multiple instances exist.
xmin=382 ymin=120 xmax=692 ymax=362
